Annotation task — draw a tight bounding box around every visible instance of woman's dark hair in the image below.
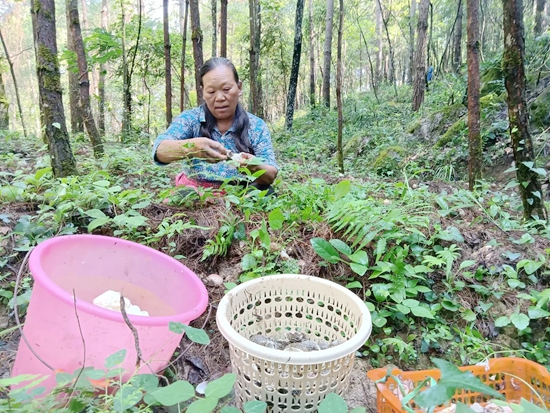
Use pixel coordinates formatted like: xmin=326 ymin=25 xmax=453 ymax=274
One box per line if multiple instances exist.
xmin=199 ymin=57 xmax=254 ymax=154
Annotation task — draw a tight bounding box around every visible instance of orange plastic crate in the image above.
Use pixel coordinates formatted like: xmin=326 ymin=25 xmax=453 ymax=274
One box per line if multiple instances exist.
xmin=366 ymin=357 xmax=550 ymax=413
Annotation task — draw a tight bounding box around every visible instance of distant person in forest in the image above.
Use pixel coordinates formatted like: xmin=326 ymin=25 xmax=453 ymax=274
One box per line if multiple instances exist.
xmin=426 ymin=66 xmax=434 ymax=91
xmin=152 ymin=57 xmax=278 ymax=195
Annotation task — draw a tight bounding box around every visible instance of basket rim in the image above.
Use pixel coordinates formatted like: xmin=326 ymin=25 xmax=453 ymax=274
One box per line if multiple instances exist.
xmin=215 ymin=274 xmax=372 ymax=364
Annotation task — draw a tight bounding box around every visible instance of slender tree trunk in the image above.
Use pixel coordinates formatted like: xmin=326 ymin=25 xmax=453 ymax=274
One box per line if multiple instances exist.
xmin=249 ymin=0 xmax=264 ymax=117
xmin=322 ymin=0 xmax=334 ymax=108
xmin=190 ymin=0 xmax=204 ymax=105
xmin=412 ymin=0 xmax=430 ymax=111
xmin=336 ymin=0 xmax=344 ymax=173
xmin=453 ymin=0 xmax=464 ymax=73
xmin=180 ymin=0 xmax=189 ymax=111
xmin=98 ymin=0 xmax=108 ymax=134
xmin=67 ymin=0 xmax=104 ymax=157
xmin=534 ymin=0 xmax=545 ymax=35
xmin=376 ymin=0 xmax=397 ymax=97
xmin=467 ymin=0 xmax=481 ymax=189
xmin=438 ymin=1 xmax=462 ymax=74
xmin=285 ymin=0 xmax=305 ymax=130
xmin=358 ymin=23 xmax=380 ymax=103
xmin=164 ymin=0 xmax=172 ymax=126
xmin=31 ymin=0 xmax=77 ymax=176
xmin=503 ymin=0 xmax=546 ymax=220
xmin=220 ymin=0 xmax=227 ymax=57
xmin=427 ymin=2 xmax=433 ymax=69
xmin=0 ymin=30 xmax=27 ymax=137
xmin=211 ymin=0 xmax=217 ymax=57
xmin=0 ymin=68 xmax=8 ymax=129
xmin=66 ymin=9 xmax=84 ymax=134
xmin=408 ymin=0 xmax=417 ymax=84
xmin=375 ymin=0 xmax=383 ymax=82
xmin=308 ymin=0 xmax=315 ymax=106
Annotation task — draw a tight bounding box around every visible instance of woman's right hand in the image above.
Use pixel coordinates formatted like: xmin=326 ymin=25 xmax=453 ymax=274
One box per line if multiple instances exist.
xmin=184 ymin=138 xmax=229 ymax=163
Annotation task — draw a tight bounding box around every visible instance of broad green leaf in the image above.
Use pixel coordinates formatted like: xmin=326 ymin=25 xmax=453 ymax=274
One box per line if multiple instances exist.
xmin=88 ymin=217 xmax=110 ymax=232
xmin=510 ymin=313 xmax=530 ymax=330
xmin=414 ymin=359 xmax=503 ymax=408
xmin=345 ymin=281 xmax=363 ymax=289
xmin=329 ymin=239 xmax=352 ymax=256
xmin=349 ymin=250 xmax=369 ymax=265
xmin=55 ymin=372 xmax=75 ymax=386
xmin=241 ymin=254 xmax=257 ymax=271
xmin=333 ymin=180 xmax=351 ymax=200
xmin=462 ymin=310 xmax=476 ymax=322
xmin=410 ymin=306 xmax=434 ymax=319
xmin=517 ymin=259 xmax=543 ymax=275
xmin=528 ymin=306 xmax=550 ymax=319
xmin=396 ymin=304 xmax=411 ymax=315
xmin=243 ymin=400 xmax=268 ymax=413
xmin=520 ymin=398 xmax=547 ymax=412
xmin=84 ymin=369 xmax=106 ymax=380
xmin=105 ymin=350 xmax=127 ymax=369
xmin=372 ymin=316 xmax=387 ymax=327
xmin=259 ymin=219 xmax=270 ymax=249
xmin=187 ymin=396 xmax=219 ymax=413
xmin=350 ymin=408 xmax=367 ymax=413
xmin=52 ymin=122 xmax=61 ymax=129
xmin=350 ymin=263 xmax=368 ymax=276
xmin=311 ymin=238 xmax=341 ymax=264
xmin=403 ymin=299 xmax=419 ymax=308
xmin=268 ymin=208 xmax=284 ymax=230
xmin=169 ymin=322 xmax=210 ymax=344
xmin=113 ymin=384 xmax=142 ymax=412
xmin=318 ymin=393 xmax=348 ymax=413
xmin=149 ymin=380 xmax=195 ymax=405
xmin=132 ymin=201 xmax=151 ymax=209
xmin=459 ymin=260 xmax=477 ymax=270
xmin=205 ymin=373 xmax=236 ymax=399
xmin=130 ymin=374 xmax=159 ymax=392
xmin=494 ymin=316 xmax=511 ymax=327
xmin=85 ymin=209 xmax=108 ymax=219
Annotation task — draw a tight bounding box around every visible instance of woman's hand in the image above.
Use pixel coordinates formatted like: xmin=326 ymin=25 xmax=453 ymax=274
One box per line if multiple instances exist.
xmin=156 ymin=138 xmax=229 ymax=164
xmin=235 ymin=153 xmax=278 ymax=185
xmin=184 ymin=138 xmax=229 ymax=163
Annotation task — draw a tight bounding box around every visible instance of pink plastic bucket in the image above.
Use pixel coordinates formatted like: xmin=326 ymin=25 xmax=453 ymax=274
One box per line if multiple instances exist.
xmin=12 ymin=234 xmax=208 ymax=391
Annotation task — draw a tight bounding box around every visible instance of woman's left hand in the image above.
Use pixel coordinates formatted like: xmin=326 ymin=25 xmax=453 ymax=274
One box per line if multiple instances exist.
xmin=234 ymin=153 xmax=277 ymax=185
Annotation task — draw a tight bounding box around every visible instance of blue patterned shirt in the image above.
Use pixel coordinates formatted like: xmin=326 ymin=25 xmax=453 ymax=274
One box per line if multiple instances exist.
xmin=152 ymin=105 xmax=279 ymax=182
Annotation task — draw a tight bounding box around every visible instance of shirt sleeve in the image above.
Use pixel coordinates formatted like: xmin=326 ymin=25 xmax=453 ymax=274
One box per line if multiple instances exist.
xmin=152 ymin=109 xmax=200 ymax=165
xmin=250 ymin=118 xmax=279 ymax=171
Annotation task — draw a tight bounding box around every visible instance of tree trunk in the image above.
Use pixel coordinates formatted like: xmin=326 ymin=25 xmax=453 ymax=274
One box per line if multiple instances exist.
xmin=249 ymin=0 xmax=264 ymax=117
xmin=164 ymin=0 xmax=172 ymax=126
xmin=98 ymin=0 xmax=108 ymax=133
xmin=467 ymin=0 xmax=481 ymax=190
xmin=0 ymin=30 xmax=27 ymax=137
xmin=190 ymin=0 xmax=204 ymax=105
xmin=285 ymin=0 xmax=305 ymax=130
xmin=412 ymin=0 xmax=430 ymax=111
xmin=31 ymin=0 xmax=77 ymax=177
xmin=534 ymin=0 xmax=545 ymax=35
xmin=408 ymin=0 xmax=417 ymax=84
xmin=308 ymin=0 xmax=315 ymax=106
xmin=375 ymin=0 xmax=383 ymax=82
xmin=427 ymin=2 xmax=433 ymax=69
xmin=66 ymin=8 xmax=84 ymax=135
xmin=357 ymin=21 xmax=380 ymax=102
xmin=180 ymin=0 xmax=189 ymax=111
xmin=376 ymin=0 xmax=398 ymax=98
xmin=0 ymin=68 xmax=8 ymax=129
xmin=437 ymin=0 xmax=463 ymax=74
xmin=211 ymin=0 xmax=217 ymax=57
xmin=336 ymin=0 xmax=344 ymax=173
xmin=220 ymin=0 xmax=227 ymax=57
xmin=503 ymin=0 xmax=546 ymax=220
xmin=453 ymin=0 xmax=464 ymax=73
xmin=67 ymin=0 xmax=104 ymax=157
xmin=322 ymin=0 xmax=334 ymax=108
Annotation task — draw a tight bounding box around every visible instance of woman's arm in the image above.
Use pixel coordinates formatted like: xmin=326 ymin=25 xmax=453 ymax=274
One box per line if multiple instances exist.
xmin=156 ymin=138 xmax=229 ymax=164
xmin=244 ymin=117 xmax=279 ymax=185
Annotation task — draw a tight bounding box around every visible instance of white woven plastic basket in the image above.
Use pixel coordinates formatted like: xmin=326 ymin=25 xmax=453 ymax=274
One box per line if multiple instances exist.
xmin=216 ymin=274 xmax=372 ymax=413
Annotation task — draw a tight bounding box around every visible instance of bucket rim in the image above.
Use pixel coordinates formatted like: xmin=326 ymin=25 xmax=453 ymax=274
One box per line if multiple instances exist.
xmin=215 ymin=274 xmax=372 ymax=364
xmin=28 ymin=234 xmax=209 ymax=327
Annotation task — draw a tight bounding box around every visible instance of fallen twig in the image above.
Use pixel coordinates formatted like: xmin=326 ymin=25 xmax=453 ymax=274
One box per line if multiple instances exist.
xmin=120 ymin=294 xmax=143 ymax=369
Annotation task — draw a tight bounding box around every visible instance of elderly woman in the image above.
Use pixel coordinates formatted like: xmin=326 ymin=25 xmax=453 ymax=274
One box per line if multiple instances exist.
xmin=152 ymin=57 xmax=278 ymax=193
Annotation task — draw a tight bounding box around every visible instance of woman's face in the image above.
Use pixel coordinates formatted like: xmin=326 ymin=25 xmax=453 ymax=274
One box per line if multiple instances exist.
xmin=201 ymin=65 xmax=242 ymax=122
